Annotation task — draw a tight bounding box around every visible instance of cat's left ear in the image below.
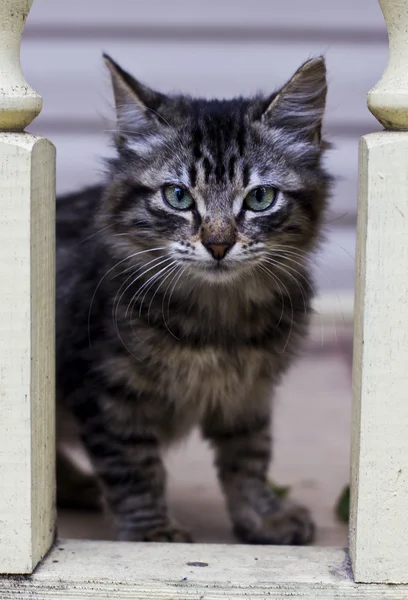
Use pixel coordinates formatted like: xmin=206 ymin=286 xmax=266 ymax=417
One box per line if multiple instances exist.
xmin=103 ymin=53 xmax=164 ymax=135
xmin=263 ymin=57 xmax=327 ymax=146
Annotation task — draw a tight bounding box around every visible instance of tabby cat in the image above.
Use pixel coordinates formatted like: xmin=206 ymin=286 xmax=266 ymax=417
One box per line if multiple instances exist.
xmin=56 ymin=54 xmax=331 ymax=544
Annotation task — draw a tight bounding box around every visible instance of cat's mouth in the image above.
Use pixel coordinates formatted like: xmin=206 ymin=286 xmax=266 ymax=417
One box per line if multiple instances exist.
xmin=207 ymin=260 xmax=231 ymax=273
xmin=185 ymin=254 xmax=253 ymax=282
xmin=192 ymin=258 xmax=245 ymax=283
xmin=213 ymin=260 xmax=229 ymax=269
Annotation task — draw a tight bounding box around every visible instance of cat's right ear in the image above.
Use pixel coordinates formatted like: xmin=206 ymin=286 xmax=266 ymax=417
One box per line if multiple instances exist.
xmin=262 ymin=57 xmax=327 ymax=146
xmin=103 ymin=54 xmax=164 ymax=137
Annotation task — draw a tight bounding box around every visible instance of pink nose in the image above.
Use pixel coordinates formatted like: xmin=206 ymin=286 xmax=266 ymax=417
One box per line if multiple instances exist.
xmin=204 ymin=243 xmax=233 ymax=260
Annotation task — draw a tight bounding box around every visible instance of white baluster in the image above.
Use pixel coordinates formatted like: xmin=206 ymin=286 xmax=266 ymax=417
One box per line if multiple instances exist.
xmin=350 ymin=0 xmax=408 ymax=584
xmin=0 ymin=0 xmax=56 ymax=574
xmin=0 ymin=0 xmax=42 ymax=130
xmin=368 ymin=0 xmax=408 ymax=129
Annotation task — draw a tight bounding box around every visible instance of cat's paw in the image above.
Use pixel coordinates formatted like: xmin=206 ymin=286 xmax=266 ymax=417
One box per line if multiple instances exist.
xmin=234 ymin=501 xmax=315 ymax=545
xmin=142 ymin=525 xmax=194 ymax=543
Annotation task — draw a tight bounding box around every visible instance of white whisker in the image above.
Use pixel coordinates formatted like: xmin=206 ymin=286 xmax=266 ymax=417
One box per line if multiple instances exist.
xmin=87 ymin=247 xmax=166 ymax=347
xmin=257 ymin=263 xmax=294 ymax=352
xmin=112 ymin=254 xmax=169 ymax=344
xmin=77 ymin=224 xmax=112 ymax=246
xmin=111 ymin=247 xmax=167 ymax=281
xmin=147 ymin=264 xmax=180 ymax=325
xmin=113 ymin=255 xmax=170 ymax=328
xmin=263 ymin=254 xmax=315 ymax=297
xmin=262 ymin=257 xmax=309 ymax=313
xmin=126 ymin=261 xmax=177 ymax=319
xmin=163 ymin=266 xmax=187 ymax=340
xmin=263 ymin=251 xmax=325 ymax=345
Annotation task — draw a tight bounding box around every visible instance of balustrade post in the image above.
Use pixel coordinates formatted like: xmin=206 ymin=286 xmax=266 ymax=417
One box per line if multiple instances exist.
xmin=0 ymin=0 xmax=56 ymax=574
xmin=350 ymin=0 xmax=408 ymax=584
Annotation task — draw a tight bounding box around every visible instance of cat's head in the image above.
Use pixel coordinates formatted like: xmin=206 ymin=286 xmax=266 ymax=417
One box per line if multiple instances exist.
xmin=102 ymin=55 xmax=331 ymax=284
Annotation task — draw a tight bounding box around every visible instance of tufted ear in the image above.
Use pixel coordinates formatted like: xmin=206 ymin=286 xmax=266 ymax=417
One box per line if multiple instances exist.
xmin=103 ymin=53 xmax=165 ymax=136
xmin=263 ymin=57 xmax=327 ymax=145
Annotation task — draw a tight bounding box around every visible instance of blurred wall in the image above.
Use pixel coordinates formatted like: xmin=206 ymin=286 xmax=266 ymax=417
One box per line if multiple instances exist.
xmin=22 ymin=0 xmax=387 ymax=293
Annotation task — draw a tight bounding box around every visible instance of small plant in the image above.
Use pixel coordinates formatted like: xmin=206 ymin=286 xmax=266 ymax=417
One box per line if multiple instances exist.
xmin=268 ymin=479 xmax=291 ymax=500
xmin=335 ymin=485 xmax=350 ymax=523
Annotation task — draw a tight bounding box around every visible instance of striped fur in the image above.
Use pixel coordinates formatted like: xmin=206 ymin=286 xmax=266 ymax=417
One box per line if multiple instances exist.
xmin=56 ymin=55 xmax=332 ymax=544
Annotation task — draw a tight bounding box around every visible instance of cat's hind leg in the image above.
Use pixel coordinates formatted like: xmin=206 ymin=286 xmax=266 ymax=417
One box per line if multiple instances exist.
xmin=56 ymin=403 xmax=102 ymax=510
xmin=56 ymin=447 xmax=102 ymax=510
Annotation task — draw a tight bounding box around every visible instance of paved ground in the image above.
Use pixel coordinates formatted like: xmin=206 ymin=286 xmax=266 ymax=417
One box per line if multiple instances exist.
xmin=58 ymin=328 xmax=353 ymax=546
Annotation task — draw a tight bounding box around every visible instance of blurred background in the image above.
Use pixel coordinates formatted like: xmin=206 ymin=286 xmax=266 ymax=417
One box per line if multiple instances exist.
xmin=22 ymin=0 xmax=387 ymax=545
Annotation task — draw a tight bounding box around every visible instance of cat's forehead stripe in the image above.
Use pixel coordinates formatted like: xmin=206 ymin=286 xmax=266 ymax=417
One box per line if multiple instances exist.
xmin=237 ymin=118 xmax=246 ymax=157
xmin=193 ymin=126 xmax=203 ymax=160
xmin=189 ymin=163 xmax=197 ymax=188
xmin=243 ymin=164 xmax=250 ymax=188
xmin=228 ymin=156 xmax=236 ymax=181
xmin=202 ymin=157 xmax=212 ymax=184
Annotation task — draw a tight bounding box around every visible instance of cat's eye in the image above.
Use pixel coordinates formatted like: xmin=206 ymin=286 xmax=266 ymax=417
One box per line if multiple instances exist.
xmin=162 ymin=186 xmax=195 ymax=211
xmin=243 ymin=186 xmax=278 ymax=212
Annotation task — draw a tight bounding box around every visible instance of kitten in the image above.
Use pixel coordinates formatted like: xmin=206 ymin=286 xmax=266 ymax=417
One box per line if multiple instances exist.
xmin=56 ymin=54 xmax=331 ymax=544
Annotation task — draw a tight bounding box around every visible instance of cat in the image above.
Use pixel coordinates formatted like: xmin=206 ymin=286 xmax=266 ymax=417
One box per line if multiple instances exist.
xmin=56 ymin=53 xmax=331 ymax=544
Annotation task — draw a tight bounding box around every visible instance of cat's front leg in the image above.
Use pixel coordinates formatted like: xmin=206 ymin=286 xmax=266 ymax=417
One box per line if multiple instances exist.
xmin=201 ymin=399 xmax=315 ymax=545
xmin=71 ymin=391 xmax=192 ymax=543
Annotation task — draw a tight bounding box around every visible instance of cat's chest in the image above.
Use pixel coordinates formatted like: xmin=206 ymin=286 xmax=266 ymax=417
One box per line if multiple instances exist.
xmin=162 ymin=345 xmax=273 ymax=436
xmin=102 ymin=332 xmax=283 ymax=442
xmin=148 ymin=340 xmax=274 ymax=415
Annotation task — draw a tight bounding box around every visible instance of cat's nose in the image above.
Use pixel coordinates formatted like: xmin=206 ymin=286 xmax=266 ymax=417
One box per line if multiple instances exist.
xmin=204 ymin=242 xmax=233 ymax=260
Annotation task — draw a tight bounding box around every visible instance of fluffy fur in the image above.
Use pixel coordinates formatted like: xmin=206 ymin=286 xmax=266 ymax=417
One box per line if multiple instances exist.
xmin=56 ymin=55 xmax=331 ymax=544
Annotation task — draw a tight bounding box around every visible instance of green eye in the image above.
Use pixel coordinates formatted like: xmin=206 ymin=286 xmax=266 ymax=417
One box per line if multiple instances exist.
xmin=162 ymin=186 xmax=195 ymax=211
xmin=244 ymin=186 xmax=278 ymax=212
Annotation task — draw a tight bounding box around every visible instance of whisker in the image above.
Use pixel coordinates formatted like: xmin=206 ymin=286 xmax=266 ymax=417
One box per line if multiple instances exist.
xmin=126 ymin=261 xmax=177 ymax=319
xmin=124 ymin=259 xmax=175 ymax=318
xmin=111 ymin=247 xmax=167 ymax=280
xmin=270 ymin=244 xmax=312 ymax=257
xmin=87 ymin=247 xmax=166 ymax=347
xmin=146 ymin=264 xmax=180 ymax=325
xmin=113 ymin=255 xmax=170 ymax=323
xmin=113 ymin=262 xmax=173 ymax=359
xmin=163 ymin=266 xmax=187 ymax=340
xmin=135 ymin=262 xmax=178 ymax=321
xmin=118 ymin=262 xmax=177 ymax=352
xmin=76 ymin=224 xmax=112 ymax=246
xmin=256 ymin=265 xmax=285 ymax=328
xmin=265 ymin=246 xmax=348 ymax=345
xmin=323 ymin=211 xmax=349 ymax=225
xmin=112 ymin=254 xmax=169 ymax=340
xmin=262 ymin=257 xmax=309 ymax=317
xmin=266 ymin=246 xmax=318 ymax=264
xmin=257 ymin=264 xmax=293 ymax=352
xmin=268 ymin=246 xmax=347 ymax=337
xmin=264 ymin=250 xmax=326 ymax=345
xmin=263 ymin=254 xmax=316 ymax=297
xmin=264 ymin=250 xmax=317 ymax=272
xmin=113 ymin=254 xmax=165 ymax=303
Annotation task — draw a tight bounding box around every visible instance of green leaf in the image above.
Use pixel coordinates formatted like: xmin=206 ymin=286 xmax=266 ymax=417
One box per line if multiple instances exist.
xmin=335 ymin=485 xmax=350 ymax=523
xmin=268 ymin=479 xmax=291 ymax=500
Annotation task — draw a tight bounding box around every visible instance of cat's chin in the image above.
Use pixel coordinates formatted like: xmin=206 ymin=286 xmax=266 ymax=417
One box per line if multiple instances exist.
xmin=190 ymin=261 xmax=248 ymax=285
